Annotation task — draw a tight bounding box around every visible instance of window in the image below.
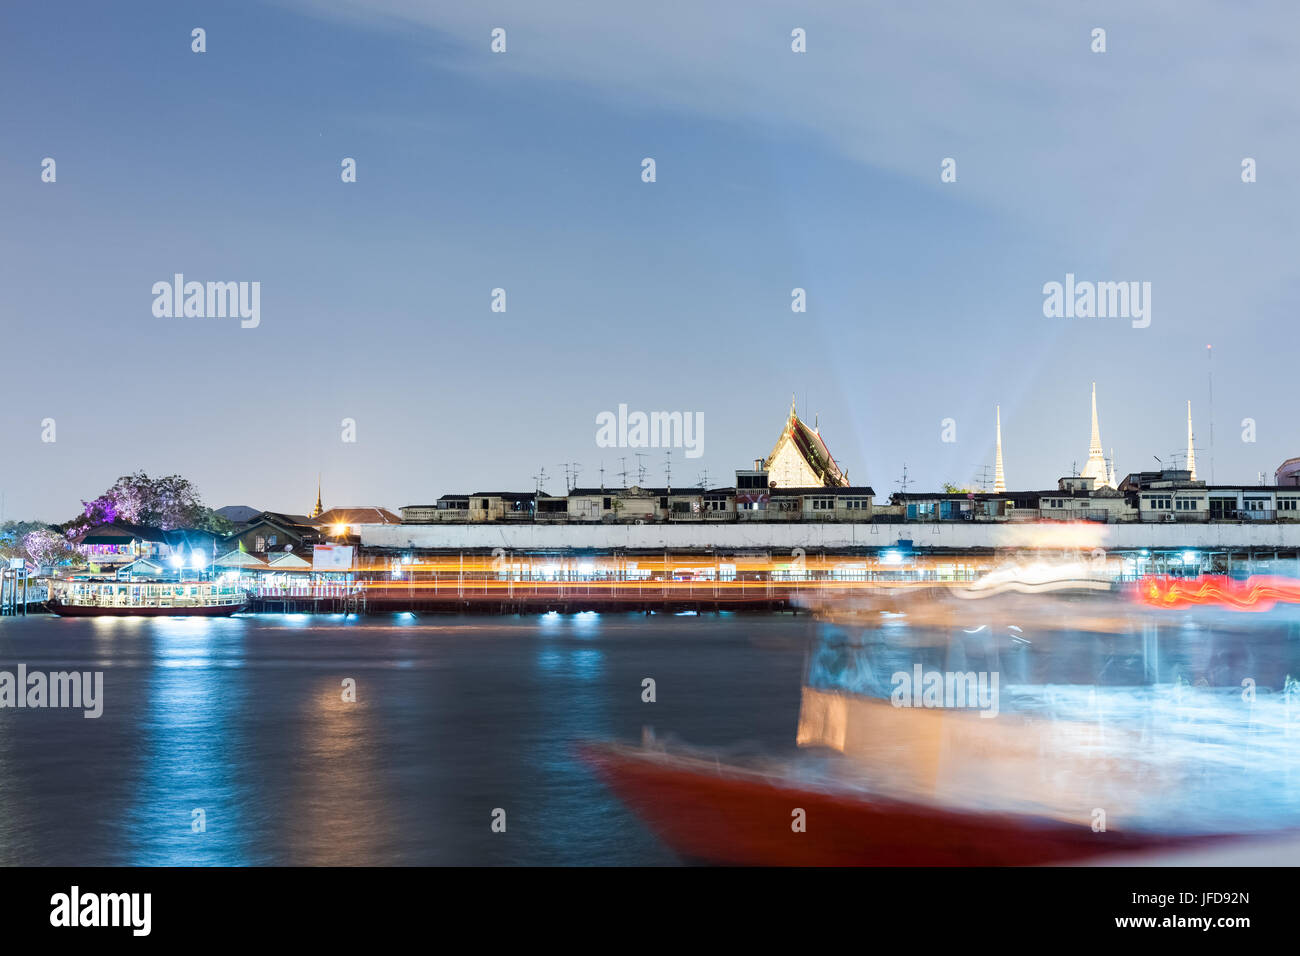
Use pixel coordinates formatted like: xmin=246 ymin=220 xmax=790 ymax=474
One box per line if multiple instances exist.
xmin=603 ymin=497 xmax=612 ymax=509
xmin=812 ymin=498 xmax=835 ymax=510
xmin=1144 ymin=496 xmax=1171 ymax=510
xmin=1280 ymin=499 xmax=1298 ymax=511
xmin=1175 ymin=499 xmax=1199 ymax=511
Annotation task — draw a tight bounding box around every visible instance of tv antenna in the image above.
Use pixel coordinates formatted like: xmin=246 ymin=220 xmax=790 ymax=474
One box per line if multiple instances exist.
xmin=634 ymin=453 xmax=648 ymax=486
xmin=532 ymin=467 xmax=548 ymax=496
xmin=616 ymin=457 xmax=629 ymax=488
xmin=664 ymin=450 xmax=672 ymax=493
xmin=697 ymin=469 xmax=710 ymax=490
xmin=973 ymin=465 xmax=993 ymax=492
xmin=895 ymin=463 xmax=913 ymax=495
xmin=557 ymin=462 xmax=581 ymax=492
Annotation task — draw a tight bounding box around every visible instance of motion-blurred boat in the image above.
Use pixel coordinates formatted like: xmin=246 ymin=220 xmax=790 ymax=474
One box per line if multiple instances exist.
xmin=584 ymin=574 xmax=1300 ymax=865
xmin=580 ymin=735 xmax=1240 ymax=866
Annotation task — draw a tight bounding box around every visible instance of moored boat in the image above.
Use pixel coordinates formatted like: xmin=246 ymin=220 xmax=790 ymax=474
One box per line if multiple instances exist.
xmin=48 ymin=579 xmax=247 ymax=616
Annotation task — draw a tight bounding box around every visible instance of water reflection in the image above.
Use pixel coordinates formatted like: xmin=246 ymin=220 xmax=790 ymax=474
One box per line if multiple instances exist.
xmin=0 ymin=612 xmax=803 ymax=864
xmin=126 ymin=618 xmax=252 ymax=865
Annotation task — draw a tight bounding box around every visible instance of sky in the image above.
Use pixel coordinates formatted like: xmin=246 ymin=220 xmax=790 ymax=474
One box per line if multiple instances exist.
xmin=1 ymin=0 xmax=1298 ymax=521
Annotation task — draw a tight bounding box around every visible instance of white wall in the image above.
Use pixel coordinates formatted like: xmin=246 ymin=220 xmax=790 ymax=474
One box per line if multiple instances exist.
xmin=357 ymin=522 xmax=1300 ymax=552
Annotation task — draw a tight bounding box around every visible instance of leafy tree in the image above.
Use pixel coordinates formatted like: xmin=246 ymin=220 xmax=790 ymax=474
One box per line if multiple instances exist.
xmin=0 ymin=522 xmax=82 ymax=569
xmin=72 ymin=471 xmax=234 ymax=532
xmin=23 ymin=528 xmax=73 ymax=567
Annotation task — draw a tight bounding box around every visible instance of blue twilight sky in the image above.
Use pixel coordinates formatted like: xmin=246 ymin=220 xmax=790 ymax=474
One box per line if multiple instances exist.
xmin=1 ymin=0 xmax=1298 ymax=521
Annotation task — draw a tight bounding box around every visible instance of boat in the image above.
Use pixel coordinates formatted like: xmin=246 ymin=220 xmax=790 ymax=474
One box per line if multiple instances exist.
xmin=583 ymin=584 xmax=1300 ymax=865
xmin=579 ymin=738 xmax=1243 ymax=866
xmin=47 ymin=579 xmax=247 ymax=617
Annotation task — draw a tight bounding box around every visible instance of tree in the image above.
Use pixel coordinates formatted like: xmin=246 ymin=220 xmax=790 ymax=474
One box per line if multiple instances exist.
xmin=23 ymin=528 xmax=73 ymax=567
xmin=72 ymin=471 xmax=234 ymax=532
xmin=0 ymin=522 xmax=81 ymax=569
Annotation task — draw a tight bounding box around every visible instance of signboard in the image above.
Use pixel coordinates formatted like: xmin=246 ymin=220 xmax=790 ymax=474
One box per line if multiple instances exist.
xmin=312 ymin=544 xmax=355 ymax=571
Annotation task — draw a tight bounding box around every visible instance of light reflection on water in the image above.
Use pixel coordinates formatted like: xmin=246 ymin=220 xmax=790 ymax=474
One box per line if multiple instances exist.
xmin=3 ymin=603 xmax=1295 ymax=863
xmin=0 ymin=611 xmax=808 ymax=865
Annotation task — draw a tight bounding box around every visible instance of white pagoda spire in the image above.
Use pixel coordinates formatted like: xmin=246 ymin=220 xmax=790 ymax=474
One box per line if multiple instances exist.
xmin=994 ymin=405 xmax=1006 ymax=493
xmin=1186 ymin=401 xmax=1197 ymax=481
xmin=1080 ymin=382 xmax=1112 ymax=488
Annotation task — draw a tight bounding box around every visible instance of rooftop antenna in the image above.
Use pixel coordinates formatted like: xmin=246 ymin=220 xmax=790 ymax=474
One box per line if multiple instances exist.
xmin=634 ymin=453 xmax=648 ymax=487
xmin=532 ymin=467 xmax=548 ymax=496
xmin=617 ymin=457 xmax=629 ymax=488
xmin=557 ymin=463 xmax=581 ymax=492
xmin=664 ymin=450 xmax=672 ymax=493
xmin=974 ymin=464 xmax=993 ymax=492
xmin=599 ymin=461 xmax=605 ymax=491
xmin=895 ymin=463 xmax=913 ymax=495
xmin=697 ymin=469 xmax=710 ymax=491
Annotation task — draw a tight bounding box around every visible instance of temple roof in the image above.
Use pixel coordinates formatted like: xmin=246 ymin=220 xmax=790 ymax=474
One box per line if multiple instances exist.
xmin=764 ymin=398 xmax=849 ymax=487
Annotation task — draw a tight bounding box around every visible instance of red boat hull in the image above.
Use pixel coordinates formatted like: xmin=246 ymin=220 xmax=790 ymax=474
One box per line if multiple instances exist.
xmin=580 ymin=742 xmax=1237 ymax=866
xmin=49 ymin=602 xmax=246 ymax=617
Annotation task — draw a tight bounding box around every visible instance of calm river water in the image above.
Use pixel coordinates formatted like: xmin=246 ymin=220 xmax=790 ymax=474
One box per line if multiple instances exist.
xmin=0 ymin=612 xmax=811 ymax=865
xmin=4 ymin=604 xmax=1300 ymax=865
